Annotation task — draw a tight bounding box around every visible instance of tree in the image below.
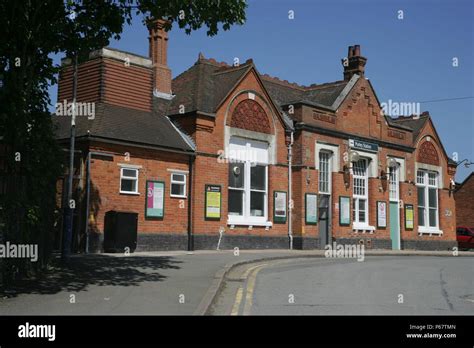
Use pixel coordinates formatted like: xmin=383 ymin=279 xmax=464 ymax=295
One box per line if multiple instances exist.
xmin=0 ymin=0 xmax=247 ymax=287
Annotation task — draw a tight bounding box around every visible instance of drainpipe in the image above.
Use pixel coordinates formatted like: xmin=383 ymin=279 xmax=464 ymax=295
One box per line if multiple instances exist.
xmin=187 ymin=154 xmax=195 ymax=251
xmin=288 ymin=131 xmax=294 ymax=250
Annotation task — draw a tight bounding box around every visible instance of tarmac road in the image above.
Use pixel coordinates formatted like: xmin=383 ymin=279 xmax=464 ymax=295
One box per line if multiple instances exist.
xmin=222 ymin=256 xmax=474 ymax=315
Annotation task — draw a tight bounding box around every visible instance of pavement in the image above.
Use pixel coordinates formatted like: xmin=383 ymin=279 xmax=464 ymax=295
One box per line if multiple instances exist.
xmin=0 ymin=249 xmax=472 ymax=315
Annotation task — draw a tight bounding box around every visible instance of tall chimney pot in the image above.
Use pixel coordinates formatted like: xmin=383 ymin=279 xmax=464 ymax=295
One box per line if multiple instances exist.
xmin=147 ymin=18 xmax=172 ymax=95
xmin=342 ymin=44 xmax=367 ymax=81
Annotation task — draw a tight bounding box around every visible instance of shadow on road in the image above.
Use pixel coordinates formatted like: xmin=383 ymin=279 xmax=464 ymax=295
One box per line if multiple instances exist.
xmin=1 ymin=254 xmax=182 ymax=298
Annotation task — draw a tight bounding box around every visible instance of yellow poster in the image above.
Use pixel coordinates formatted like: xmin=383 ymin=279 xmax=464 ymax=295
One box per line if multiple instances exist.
xmin=405 ymin=205 xmax=414 ymax=229
xmin=206 ymin=185 xmax=221 ymax=219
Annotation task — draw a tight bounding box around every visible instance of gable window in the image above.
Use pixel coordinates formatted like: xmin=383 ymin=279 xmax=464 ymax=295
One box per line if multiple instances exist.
xmin=352 ymin=159 xmax=368 ymax=226
xmin=170 ymin=172 xmax=187 ymax=198
xmin=120 ymin=168 xmax=139 ymax=194
xmin=318 ymin=151 xmax=331 ymax=194
xmin=417 ymin=170 xmax=439 ymax=231
xmin=228 ymin=137 xmax=269 ymax=226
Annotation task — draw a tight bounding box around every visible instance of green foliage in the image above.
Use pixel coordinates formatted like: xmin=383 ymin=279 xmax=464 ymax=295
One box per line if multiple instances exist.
xmin=0 ymin=0 xmax=246 ymax=287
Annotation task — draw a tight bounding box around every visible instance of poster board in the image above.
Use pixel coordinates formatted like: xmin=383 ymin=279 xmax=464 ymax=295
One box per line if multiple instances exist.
xmin=377 ymin=201 xmax=387 ymax=229
xmin=205 ymin=184 xmax=221 ymax=220
xmin=405 ymin=204 xmax=414 ymax=230
xmin=273 ymin=191 xmax=287 ymax=223
xmin=339 ymin=196 xmax=351 ymax=226
xmin=305 ymin=193 xmax=318 ymax=225
xmin=145 ymin=180 xmax=165 ymax=219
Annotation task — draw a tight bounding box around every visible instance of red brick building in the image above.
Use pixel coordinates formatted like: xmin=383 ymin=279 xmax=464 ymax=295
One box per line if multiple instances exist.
xmin=54 ymin=20 xmax=458 ymax=252
xmin=455 ymin=172 xmax=474 ymax=227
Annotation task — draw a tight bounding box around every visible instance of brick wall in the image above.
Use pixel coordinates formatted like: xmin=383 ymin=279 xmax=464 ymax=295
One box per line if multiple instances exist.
xmin=185 ymin=68 xmax=291 ymax=243
xmin=455 ymin=174 xmax=474 ymax=227
xmin=87 ymin=142 xmax=190 ymax=237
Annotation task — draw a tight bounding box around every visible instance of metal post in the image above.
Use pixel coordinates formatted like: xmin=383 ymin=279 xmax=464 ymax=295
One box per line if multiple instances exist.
xmin=288 ymin=131 xmax=294 ymax=250
xmin=62 ymin=54 xmax=78 ymax=261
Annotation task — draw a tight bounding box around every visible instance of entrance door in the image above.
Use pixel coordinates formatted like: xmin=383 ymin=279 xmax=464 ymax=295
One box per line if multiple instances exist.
xmin=319 ymin=194 xmax=330 ymax=248
xmin=389 ymin=163 xmax=400 ymax=250
xmin=318 ymin=150 xmax=332 ymax=249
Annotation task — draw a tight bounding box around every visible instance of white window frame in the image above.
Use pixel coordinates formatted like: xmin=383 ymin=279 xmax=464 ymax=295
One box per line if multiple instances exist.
xmin=318 ymin=151 xmax=332 ymax=194
xmin=352 ymin=158 xmax=370 ymax=229
xmin=119 ymin=167 xmax=139 ymax=195
xmin=170 ymin=172 xmax=187 ymax=198
xmin=416 ymin=169 xmax=441 ymax=234
xmin=227 ymin=138 xmax=270 ymax=227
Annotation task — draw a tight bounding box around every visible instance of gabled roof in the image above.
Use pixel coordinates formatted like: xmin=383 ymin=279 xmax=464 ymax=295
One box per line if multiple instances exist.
xmin=170 ymin=54 xmax=296 ymax=130
xmin=53 ymin=100 xmax=194 ymax=152
xmin=390 ymin=112 xmax=457 ymax=165
xmin=169 ymin=55 xmax=252 ymax=116
xmin=261 ymin=75 xmax=350 ymax=110
xmin=169 ymin=54 xmax=365 ymax=131
xmin=390 ymin=113 xmax=430 ymax=139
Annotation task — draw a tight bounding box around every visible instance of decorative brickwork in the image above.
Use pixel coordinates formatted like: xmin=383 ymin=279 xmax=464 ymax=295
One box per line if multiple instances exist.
xmin=229 ymin=99 xmax=271 ymax=134
xmin=417 ymin=141 xmax=440 ymax=165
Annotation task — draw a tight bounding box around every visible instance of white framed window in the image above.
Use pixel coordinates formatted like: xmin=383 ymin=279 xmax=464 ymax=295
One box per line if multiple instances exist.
xmin=352 ymin=159 xmax=369 ymax=226
xmin=416 ymin=170 xmax=439 ymax=231
xmin=120 ymin=167 xmax=139 ymax=194
xmin=170 ymin=172 xmax=187 ymax=198
xmin=318 ymin=151 xmax=332 ymax=194
xmin=227 ymin=137 xmax=269 ymax=226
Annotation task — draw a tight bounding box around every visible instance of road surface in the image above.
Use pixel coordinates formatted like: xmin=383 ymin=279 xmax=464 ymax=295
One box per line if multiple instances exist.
xmin=214 ymin=256 xmax=474 ymax=315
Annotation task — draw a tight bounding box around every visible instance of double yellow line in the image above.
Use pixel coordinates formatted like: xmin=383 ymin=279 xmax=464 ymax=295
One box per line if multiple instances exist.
xmin=230 ymin=263 xmax=268 ymax=315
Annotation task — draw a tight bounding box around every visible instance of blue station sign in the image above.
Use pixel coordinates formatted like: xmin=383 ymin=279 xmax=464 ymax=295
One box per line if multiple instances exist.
xmin=349 ymin=139 xmax=378 ymax=153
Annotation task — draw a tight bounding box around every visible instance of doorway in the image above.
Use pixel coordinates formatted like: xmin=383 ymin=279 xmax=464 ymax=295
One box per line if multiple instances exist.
xmin=319 ymin=194 xmax=331 ymax=248
xmin=389 ymin=163 xmax=400 ymax=250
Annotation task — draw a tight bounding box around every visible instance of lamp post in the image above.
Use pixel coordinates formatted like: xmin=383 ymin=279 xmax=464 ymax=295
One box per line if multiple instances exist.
xmin=62 ymin=8 xmax=78 ymax=262
xmin=62 ymin=53 xmax=78 ymax=262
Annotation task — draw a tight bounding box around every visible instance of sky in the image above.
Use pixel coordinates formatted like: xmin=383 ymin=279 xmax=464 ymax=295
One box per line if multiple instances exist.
xmin=48 ymin=0 xmax=474 ymax=182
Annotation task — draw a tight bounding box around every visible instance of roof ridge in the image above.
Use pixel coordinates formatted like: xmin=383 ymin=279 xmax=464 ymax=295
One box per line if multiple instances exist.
xmin=261 ymin=73 xmax=345 ymax=91
xmin=196 ymin=54 xmax=231 ymax=68
xmin=305 ymin=80 xmax=347 ymax=90
xmin=212 ymin=62 xmax=253 ymax=75
xmin=391 ymin=111 xmax=430 ymax=122
xmin=260 ymin=73 xmax=306 ymax=90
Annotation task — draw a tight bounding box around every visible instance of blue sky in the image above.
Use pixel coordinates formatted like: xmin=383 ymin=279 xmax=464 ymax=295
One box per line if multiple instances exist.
xmin=49 ymin=0 xmax=474 ymax=181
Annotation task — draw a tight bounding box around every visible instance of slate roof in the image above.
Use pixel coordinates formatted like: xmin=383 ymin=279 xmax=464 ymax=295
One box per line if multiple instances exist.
xmin=53 ymin=101 xmax=195 ymax=152
xmin=389 ymin=113 xmax=457 ymax=165
xmin=169 ymin=56 xmax=252 ymax=116
xmin=170 ymin=54 xmax=352 ymax=117
xmin=390 ymin=113 xmax=430 ymax=139
xmin=261 ymin=77 xmax=348 ymax=109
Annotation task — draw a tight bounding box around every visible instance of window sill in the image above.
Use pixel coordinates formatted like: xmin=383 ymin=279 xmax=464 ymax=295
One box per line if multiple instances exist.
xmin=170 ymin=195 xmax=187 ymax=199
xmin=227 ymin=219 xmax=273 ymax=227
xmin=352 ymin=224 xmax=375 ymax=233
xmin=119 ymin=191 xmax=140 ymax=195
xmin=418 ymin=227 xmax=443 ymax=236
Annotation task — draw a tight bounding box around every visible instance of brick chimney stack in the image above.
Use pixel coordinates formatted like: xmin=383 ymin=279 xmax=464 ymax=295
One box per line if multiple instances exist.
xmin=148 ymin=19 xmax=172 ymax=96
xmin=342 ymin=45 xmax=367 ymax=81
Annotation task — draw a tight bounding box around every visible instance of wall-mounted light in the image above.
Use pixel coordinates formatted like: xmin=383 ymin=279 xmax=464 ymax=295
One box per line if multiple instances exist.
xmin=350 ymin=151 xmax=360 ymax=163
xmin=343 ymin=150 xmax=360 ymax=188
xmin=387 ymin=157 xmax=398 ymax=169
